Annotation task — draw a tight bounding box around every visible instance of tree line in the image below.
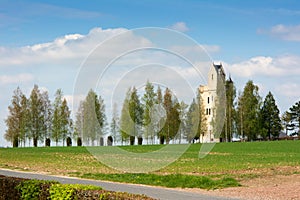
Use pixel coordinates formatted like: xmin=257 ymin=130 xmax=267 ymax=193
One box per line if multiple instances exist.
xmin=4 ymin=80 xmax=300 ymax=147
xmin=222 ymin=79 xmax=300 ymax=142
xmin=5 ymin=85 xmax=72 ymax=147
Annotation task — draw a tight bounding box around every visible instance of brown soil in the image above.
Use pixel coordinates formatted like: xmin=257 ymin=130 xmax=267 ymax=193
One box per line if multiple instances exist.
xmin=185 ymin=173 xmax=300 ymax=200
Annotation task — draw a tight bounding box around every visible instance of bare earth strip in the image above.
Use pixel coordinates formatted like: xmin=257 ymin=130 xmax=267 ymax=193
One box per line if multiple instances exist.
xmin=185 ymin=174 xmax=300 ymax=200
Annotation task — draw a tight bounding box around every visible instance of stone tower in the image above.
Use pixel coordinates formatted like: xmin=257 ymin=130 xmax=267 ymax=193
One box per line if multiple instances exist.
xmin=199 ymin=63 xmax=225 ymax=143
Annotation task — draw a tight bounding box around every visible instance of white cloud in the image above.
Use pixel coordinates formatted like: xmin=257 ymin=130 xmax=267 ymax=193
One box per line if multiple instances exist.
xmin=228 ymin=55 xmax=300 ymax=77
xmin=169 ymin=22 xmax=189 ymax=32
xmin=258 ymin=24 xmax=300 ymax=41
xmin=0 ymin=73 xmax=34 ymax=85
xmin=276 ymin=83 xmax=300 ymax=98
xmin=0 ymin=27 xmax=128 ymax=67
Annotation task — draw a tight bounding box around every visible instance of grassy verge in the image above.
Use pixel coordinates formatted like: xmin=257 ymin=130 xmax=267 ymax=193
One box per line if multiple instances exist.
xmin=80 ymin=173 xmax=240 ymax=190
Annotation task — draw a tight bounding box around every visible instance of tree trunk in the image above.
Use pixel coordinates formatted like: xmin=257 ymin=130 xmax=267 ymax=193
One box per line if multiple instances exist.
xmin=33 ymin=137 xmax=38 ymax=147
xmin=130 ymin=136 xmax=135 ymax=145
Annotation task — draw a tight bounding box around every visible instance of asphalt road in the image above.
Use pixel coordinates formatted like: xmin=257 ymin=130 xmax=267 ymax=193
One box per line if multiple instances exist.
xmin=0 ymin=169 xmax=238 ymax=200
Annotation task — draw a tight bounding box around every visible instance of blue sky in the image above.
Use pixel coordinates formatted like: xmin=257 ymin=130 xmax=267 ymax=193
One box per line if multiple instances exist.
xmin=1 ymin=0 xmax=300 ymax=146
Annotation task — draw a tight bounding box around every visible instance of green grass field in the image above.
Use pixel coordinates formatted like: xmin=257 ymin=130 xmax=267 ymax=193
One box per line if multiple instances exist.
xmin=0 ymin=140 xmax=299 ymax=189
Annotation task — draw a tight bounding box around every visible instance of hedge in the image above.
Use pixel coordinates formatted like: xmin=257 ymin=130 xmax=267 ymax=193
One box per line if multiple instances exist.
xmin=0 ymin=175 xmax=156 ymax=200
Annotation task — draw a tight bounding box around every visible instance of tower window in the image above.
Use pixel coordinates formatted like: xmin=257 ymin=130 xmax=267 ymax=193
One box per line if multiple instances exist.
xmin=209 ymin=108 xmax=211 ymax=115
xmin=207 ymin=97 xmax=210 ymax=104
xmin=212 ymin=74 xmax=213 ymax=80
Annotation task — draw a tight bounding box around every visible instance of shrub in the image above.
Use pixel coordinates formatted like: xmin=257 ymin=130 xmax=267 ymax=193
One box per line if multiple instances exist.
xmin=0 ymin=175 xmax=23 ymax=200
xmin=16 ymin=179 xmax=57 ymax=200
xmin=49 ymin=184 xmax=102 ymax=200
xmin=0 ymin=175 xmax=156 ymax=200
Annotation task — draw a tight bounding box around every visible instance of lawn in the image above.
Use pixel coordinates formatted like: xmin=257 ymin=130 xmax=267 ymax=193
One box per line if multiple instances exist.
xmin=0 ymin=140 xmax=299 ymax=189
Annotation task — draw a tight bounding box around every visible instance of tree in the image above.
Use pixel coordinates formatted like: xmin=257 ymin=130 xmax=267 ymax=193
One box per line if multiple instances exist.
xmin=110 ymin=102 xmax=119 ymax=145
xmin=19 ymin=94 xmax=30 ymax=146
xmin=52 ymin=89 xmax=63 ymax=145
xmin=119 ymin=88 xmax=133 ymax=144
xmin=221 ymin=78 xmax=236 ymax=142
xmin=289 ymin=100 xmax=300 ymax=135
xmin=81 ymin=90 xmax=106 ymax=146
xmin=60 ymin=98 xmax=72 ymax=146
xmin=160 ymin=88 xmax=180 ymax=144
xmin=237 ymin=80 xmax=261 ymax=141
xmin=74 ymin=101 xmax=84 ymax=142
xmin=95 ymin=95 xmax=106 ymax=137
xmin=142 ymin=81 xmax=157 ymax=144
xmin=5 ymin=87 xmax=25 ymax=147
xmin=260 ymin=92 xmax=282 ymax=139
xmin=196 ymin=89 xmax=208 ymax=143
xmin=169 ymin=99 xmax=181 ymax=143
xmin=155 ymin=86 xmax=164 ymax=143
xmin=282 ymin=111 xmax=293 ymax=136
xmin=185 ymin=98 xmax=198 ymax=143
xmin=160 ymin=88 xmax=172 ymax=144
xmin=128 ymin=87 xmax=143 ymax=145
xmin=28 ymin=85 xmax=44 ymax=147
xmin=40 ymin=91 xmax=52 ymax=145
xmin=177 ymin=101 xmax=188 ymax=144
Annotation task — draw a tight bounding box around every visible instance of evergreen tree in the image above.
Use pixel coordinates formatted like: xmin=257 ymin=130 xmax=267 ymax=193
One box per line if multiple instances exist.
xmin=282 ymin=111 xmax=293 ymax=136
xmin=169 ymin=99 xmax=181 ymax=143
xmin=237 ymin=80 xmax=261 ymax=141
xmin=289 ymin=100 xmax=300 ymax=135
xmin=221 ymin=78 xmax=236 ymax=142
xmin=160 ymin=88 xmax=180 ymax=144
xmin=185 ymin=98 xmax=198 ymax=143
xmin=260 ymin=92 xmax=282 ymax=139
xmin=142 ymin=81 xmax=157 ymax=144
xmin=128 ymin=87 xmax=143 ymax=145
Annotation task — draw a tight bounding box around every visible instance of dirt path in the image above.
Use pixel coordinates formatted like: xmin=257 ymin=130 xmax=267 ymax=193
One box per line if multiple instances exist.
xmin=186 ymin=174 xmax=300 ymax=200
